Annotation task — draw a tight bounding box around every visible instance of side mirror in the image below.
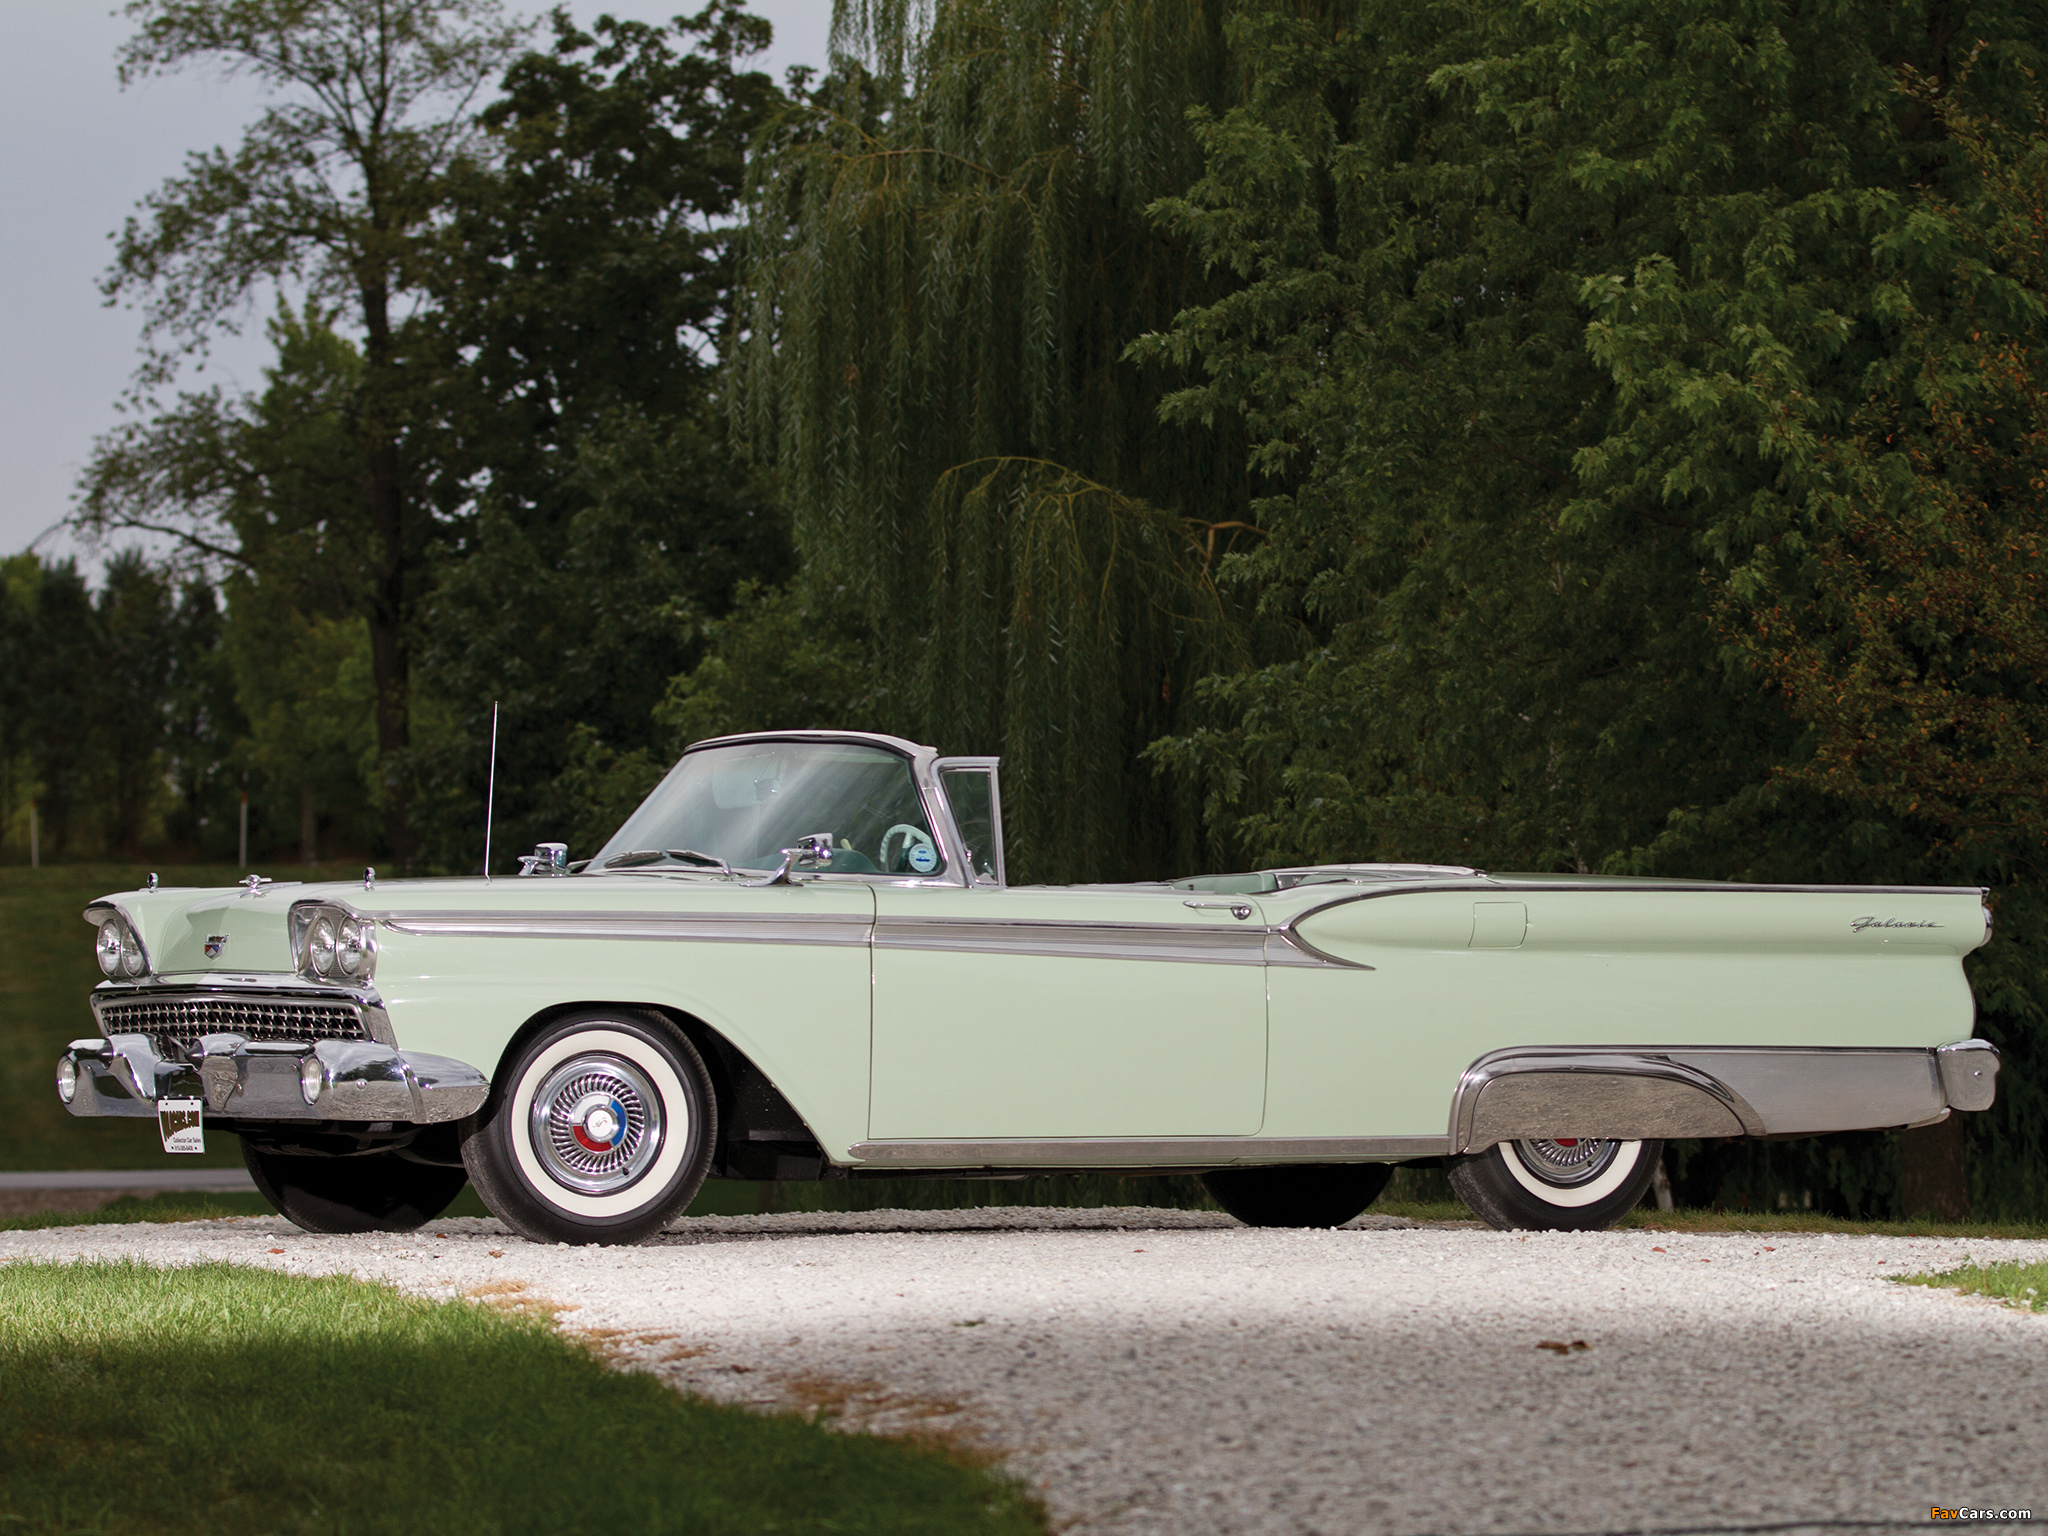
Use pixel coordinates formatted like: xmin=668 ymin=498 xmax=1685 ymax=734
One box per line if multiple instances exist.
xmin=517 ymin=842 xmax=570 ymax=877
xmin=743 ymin=835 xmax=833 ymax=887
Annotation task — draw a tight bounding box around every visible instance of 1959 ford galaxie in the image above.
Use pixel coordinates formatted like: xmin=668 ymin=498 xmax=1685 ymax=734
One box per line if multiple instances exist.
xmin=55 ymin=730 xmax=2001 ymax=1243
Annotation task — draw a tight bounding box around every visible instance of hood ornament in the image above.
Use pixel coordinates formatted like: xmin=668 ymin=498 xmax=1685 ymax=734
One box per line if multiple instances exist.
xmin=203 ymin=935 xmax=228 ymax=958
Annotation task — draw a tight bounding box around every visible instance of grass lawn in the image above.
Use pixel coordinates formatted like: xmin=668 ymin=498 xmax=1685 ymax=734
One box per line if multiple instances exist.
xmin=0 ymin=1190 xmax=276 ymax=1232
xmin=0 ymin=1258 xmax=1044 ymax=1535
xmin=1894 ymin=1258 xmax=2048 ymax=1313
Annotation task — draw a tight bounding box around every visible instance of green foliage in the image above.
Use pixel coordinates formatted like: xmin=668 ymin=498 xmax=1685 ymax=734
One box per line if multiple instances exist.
xmin=0 ymin=1260 xmax=1046 ymax=1534
xmin=1894 ymin=1257 xmax=2048 ymax=1312
xmin=659 ymin=579 xmax=878 ymax=746
xmin=0 ymin=1192 xmax=275 ymax=1232
xmin=79 ymin=312 xmax=386 ymax=860
xmin=1127 ymin=0 xmax=2048 ymax=1214
xmin=73 ymin=6 xmax=799 ymax=872
xmin=83 ymin=0 xmax=535 ymax=862
xmin=1138 ymin=0 xmax=2039 ymax=874
xmin=0 ymin=555 xmax=242 ymax=863
xmin=734 ymin=0 xmax=1256 ymax=881
xmin=393 ymin=3 xmax=797 ymax=868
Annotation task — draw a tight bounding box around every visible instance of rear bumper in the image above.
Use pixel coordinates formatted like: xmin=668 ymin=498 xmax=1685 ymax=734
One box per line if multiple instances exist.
xmin=59 ymin=1034 xmax=488 ymax=1126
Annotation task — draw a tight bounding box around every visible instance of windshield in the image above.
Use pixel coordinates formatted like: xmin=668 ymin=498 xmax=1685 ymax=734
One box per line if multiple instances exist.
xmin=592 ymin=741 xmax=944 ymax=877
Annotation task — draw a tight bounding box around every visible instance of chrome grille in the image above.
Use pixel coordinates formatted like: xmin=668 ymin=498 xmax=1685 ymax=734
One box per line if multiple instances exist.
xmin=96 ymin=995 xmax=368 ymax=1056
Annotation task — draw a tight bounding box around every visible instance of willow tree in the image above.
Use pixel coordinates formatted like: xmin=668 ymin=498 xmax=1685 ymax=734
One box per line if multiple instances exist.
xmin=731 ymin=0 xmax=1255 ymax=882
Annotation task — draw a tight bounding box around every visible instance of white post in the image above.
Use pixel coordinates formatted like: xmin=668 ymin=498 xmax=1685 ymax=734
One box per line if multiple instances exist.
xmin=28 ymin=798 xmax=38 ymax=869
xmin=238 ymin=791 xmax=248 ymax=869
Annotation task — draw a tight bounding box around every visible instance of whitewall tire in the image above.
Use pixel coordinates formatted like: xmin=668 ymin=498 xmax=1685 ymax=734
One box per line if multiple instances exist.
xmin=1447 ymin=1138 xmax=1662 ymax=1231
xmin=462 ymin=1010 xmax=715 ymax=1245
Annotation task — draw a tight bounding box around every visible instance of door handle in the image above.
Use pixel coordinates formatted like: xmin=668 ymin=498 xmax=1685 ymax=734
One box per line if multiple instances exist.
xmin=1183 ymin=900 xmax=1254 ymax=921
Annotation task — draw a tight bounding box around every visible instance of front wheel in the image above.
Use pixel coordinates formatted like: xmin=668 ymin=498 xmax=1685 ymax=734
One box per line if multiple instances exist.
xmin=1447 ymin=1138 xmax=1662 ymax=1231
xmin=242 ymin=1141 xmax=468 ymax=1234
xmin=1201 ymin=1163 xmax=1393 ymax=1228
xmin=461 ymin=1010 xmax=715 ymax=1245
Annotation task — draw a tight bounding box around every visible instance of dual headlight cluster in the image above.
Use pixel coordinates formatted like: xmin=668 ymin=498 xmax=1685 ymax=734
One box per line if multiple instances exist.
xmin=94 ymin=916 xmax=148 ymax=979
xmin=292 ymin=903 xmax=375 ymax=982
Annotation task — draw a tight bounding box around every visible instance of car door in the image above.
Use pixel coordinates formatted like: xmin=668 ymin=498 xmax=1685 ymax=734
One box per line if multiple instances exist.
xmin=867 ymin=887 xmax=1269 ymax=1139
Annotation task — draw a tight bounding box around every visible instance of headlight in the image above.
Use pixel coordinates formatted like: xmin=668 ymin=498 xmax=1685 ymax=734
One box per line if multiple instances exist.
xmin=291 ymin=902 xmax=375 ymax=983
xmin=337 ymin=919 xmax=366 ymax=976
xmin=94 ymin=918 xmax=147 ymax=979
xmin=307 ymin=917 xmax=337 ymax=977
xmin=120 ymin=925 xmax=145 ymax=977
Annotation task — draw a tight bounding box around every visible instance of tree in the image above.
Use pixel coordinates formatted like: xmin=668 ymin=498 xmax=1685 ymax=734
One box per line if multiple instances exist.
xmin=1138 ymin=0 xmax=2042 ymax=878
xmin=97 ymin=551 xmax=182 ymax=855
xmin=1735 ymin=89 xmax=2048 ymax=870
xmin=732 ymin=0 xmax=1254 ymax=882
xmin=79 ymin=0 xmax=528 ymax=863
xmin=160 ymin=575 xmax=247 ymax=859
xmin=1731 ymin=85 xmax=2048 ymax=1219
xmin=410 ymin=4 xmax=792 ymax=868
xmin=1133 ymin=0 xmax=2046 ymax=1215
xmin=17 ymin=562 xmax=106 ymax=859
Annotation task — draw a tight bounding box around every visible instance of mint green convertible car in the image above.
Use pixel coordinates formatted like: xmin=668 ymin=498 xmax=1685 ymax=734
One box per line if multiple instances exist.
xmin=56 ymin=730 xmax=2000 ymax=1243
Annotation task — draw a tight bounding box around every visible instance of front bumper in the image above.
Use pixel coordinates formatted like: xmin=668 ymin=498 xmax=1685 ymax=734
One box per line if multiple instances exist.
xmin=59 ymin=1034 xmax=488 ymax=1126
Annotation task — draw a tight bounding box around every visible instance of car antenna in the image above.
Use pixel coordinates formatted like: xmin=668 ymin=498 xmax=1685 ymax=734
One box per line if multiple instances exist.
xmin=483 ymin=700 xmax=500 ymax=881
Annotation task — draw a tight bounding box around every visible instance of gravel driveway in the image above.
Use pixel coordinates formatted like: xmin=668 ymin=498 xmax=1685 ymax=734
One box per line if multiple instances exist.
xmin=5 ymin=1207 xmax=2043 ymax=1534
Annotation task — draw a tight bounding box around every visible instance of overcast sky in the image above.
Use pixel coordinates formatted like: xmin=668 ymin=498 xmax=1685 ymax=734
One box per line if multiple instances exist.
xmin=0 ymin=0 xmax=833 ymax=570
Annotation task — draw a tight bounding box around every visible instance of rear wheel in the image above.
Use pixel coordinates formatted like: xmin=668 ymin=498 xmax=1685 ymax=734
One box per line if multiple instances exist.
xmin=1201 ymin=1163 xmax=1394 ymax=1228
xmin=1447 ymin=1138 xmax=1661 ymax=1231
xmin=461 ymin=1010 xmax=715 ymax=1245
xmin=242 ymin=1141 xmax=468 ymax=1234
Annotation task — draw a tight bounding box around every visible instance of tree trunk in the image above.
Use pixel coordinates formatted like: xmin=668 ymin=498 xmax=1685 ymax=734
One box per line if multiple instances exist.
xmin=359 ymin=279 xmax=415 ymax=867
xmin=1900 ymin=1114 xmax=1969 ymax=1222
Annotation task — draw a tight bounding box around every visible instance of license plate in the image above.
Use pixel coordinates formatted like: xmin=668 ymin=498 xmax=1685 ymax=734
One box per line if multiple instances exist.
xmin=158 ymin=1098 xmax=204 ymax=1155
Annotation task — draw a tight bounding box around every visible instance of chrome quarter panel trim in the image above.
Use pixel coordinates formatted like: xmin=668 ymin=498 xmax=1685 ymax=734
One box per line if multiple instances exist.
xmin=1936 ymin=1039 xmax=2001 ymax=1112
xmin=1449 ymin=1046 xmax=1953 ymax=1151
xmin=846 ymin=1135 xmax=1452 ymax=1167
xmin=1451 ymin=1049 xmax=1764 ymax=1151
xmin=1654 ymin=1056 xmax=1941 ymax=1138
xmin=1663 ymin=1048 xmax=1945 ymax=1137
xmin=1265 ymin=927 xmax=1374 ymax=970
xmin=872 ymin=916 xmax=1270 ymax=966
xmin=1465 ymin=1068 xmax=1751 ymax=1147
xmin=375 ymin=910 xmax=875 ymax=948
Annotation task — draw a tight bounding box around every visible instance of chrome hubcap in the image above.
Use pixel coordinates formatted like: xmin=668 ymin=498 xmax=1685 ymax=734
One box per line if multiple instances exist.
xmin=529 ymin=1053 xmax=664 ymax=1194
xmin=1513 ymin=1137 xmax=1621 ymax=1188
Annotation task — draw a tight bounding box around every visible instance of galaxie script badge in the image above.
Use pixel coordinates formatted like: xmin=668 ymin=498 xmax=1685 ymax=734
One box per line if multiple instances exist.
xmin=1850 ymin=916 xmax=1944 ymax=933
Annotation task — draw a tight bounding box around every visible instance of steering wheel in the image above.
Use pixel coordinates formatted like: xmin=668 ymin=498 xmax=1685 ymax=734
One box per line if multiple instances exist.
xmin=879 ymin=823 xmax=937 ymax=873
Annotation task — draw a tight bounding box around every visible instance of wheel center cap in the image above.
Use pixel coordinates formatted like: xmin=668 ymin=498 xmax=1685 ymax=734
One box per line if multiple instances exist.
xmin=570 ymin=1094 xmax=626 ymax=1152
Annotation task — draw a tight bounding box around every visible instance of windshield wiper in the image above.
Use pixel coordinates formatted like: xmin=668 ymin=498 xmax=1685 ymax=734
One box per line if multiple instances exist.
xmin=600 ymin=848 xmax=735 ymax=874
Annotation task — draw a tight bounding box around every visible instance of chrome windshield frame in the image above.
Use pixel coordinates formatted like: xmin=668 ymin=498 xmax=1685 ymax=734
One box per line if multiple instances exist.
xmin=595 ymin=730 xmax=990 ymax=890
